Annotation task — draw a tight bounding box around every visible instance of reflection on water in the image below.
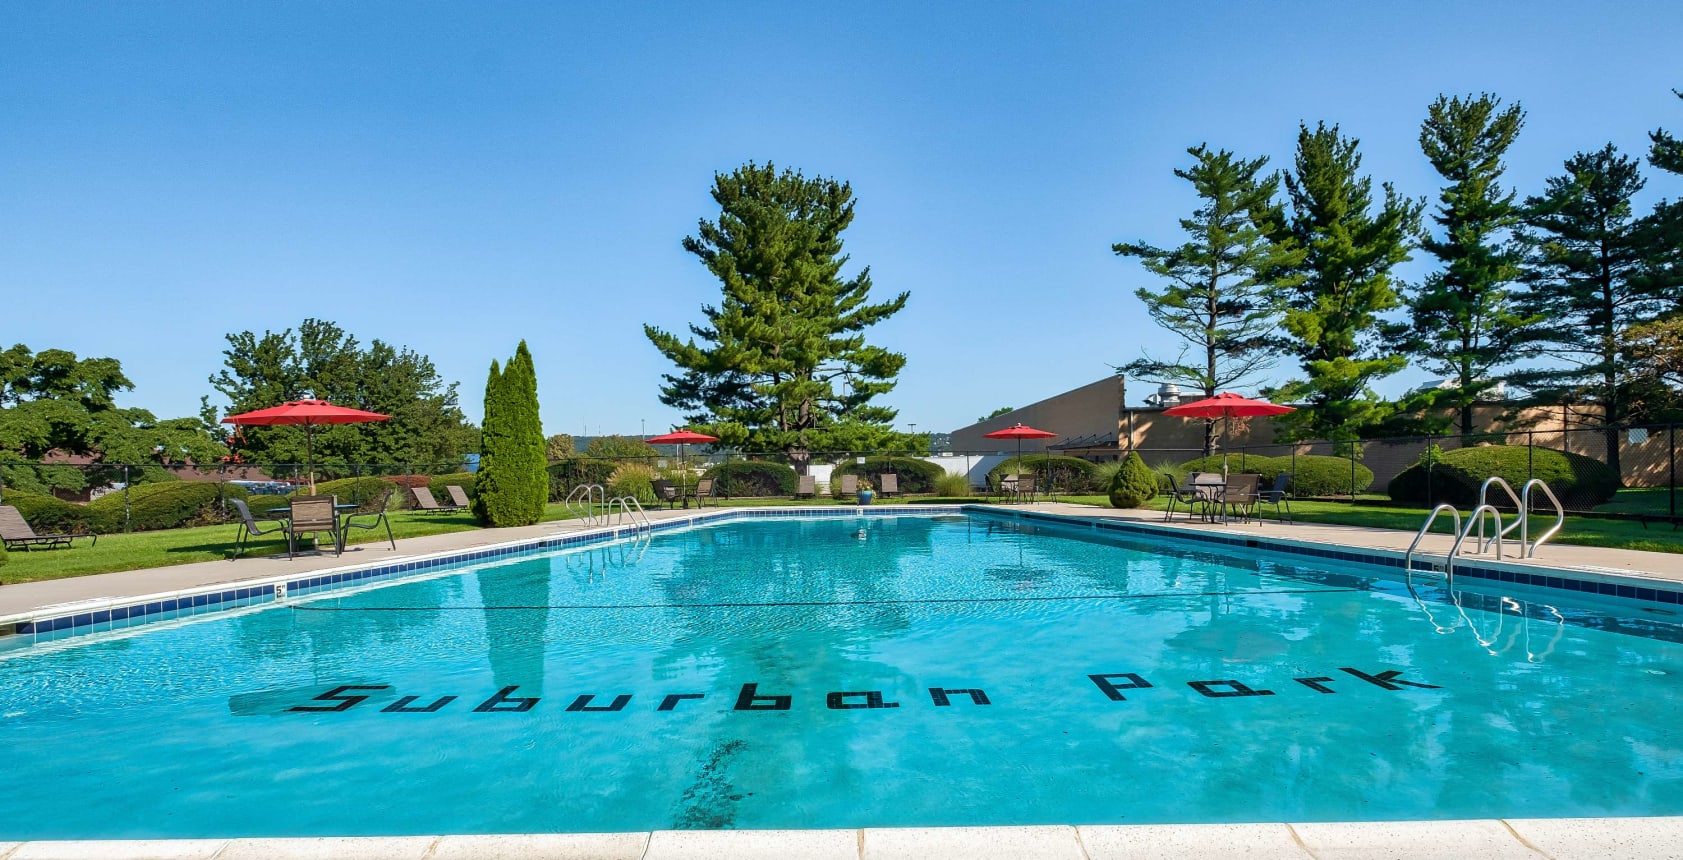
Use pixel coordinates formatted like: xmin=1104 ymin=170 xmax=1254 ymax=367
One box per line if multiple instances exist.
xmin=1 ymin=513 xmax=1682 ymax=839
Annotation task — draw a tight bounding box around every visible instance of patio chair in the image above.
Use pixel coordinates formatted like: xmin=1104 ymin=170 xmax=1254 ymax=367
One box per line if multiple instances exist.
xmin=228 ymin=499 xmax=286 ymax=559
xmin=1008 ymin=474 xmax=1037 ymax=503
xmin=445 ymin=485 xmax=473 ymax=510
xmin=796 ymin=475 xmax=817 ymax=499
xmin=652 ymin=479 xmax=679 ymax=509
xmin=685 ymin=478 xmax=715 ymax=508
xmin=1220 ymin=474 xmax=1263 ymax=524
xmin=1161 ymin=474 xmax=1204 ymax=522
xmin=0 ymin=505 xmax=95 ymax=551
xmin=342 ymin=491 xmax=396 ymax=551
xmin=411 ymin=486 xmax=465 ymax=513
xmin=836 ymin=474 xmax=858 ymax=498
xmin=1257 ymin=472 xmax=1293 ymax=523
xmin=287 ymin=495 xmax=342 ymax=559
xmin=878 ymin=473 xmax=899 ymax=497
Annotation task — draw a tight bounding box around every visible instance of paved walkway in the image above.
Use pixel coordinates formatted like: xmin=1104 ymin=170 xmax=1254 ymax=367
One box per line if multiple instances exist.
xmin=3 ymin=502 xmax=1679 ymax=621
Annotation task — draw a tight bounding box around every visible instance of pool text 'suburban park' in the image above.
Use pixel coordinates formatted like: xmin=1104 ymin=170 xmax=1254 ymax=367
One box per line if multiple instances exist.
xmin=286 ymin=668 xmax=1440 ymax=714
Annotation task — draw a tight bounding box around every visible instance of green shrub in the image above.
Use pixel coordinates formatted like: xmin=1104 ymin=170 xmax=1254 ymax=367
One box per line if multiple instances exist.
xmin=546 ymin=459 xmax=618 ymax=501
xmin=1176 ymin=453 xmax=1372 ymax=497
xmin=292 ymin=477 xmax=401 ymax=509
xmin=5 ymin=490 xmax=94 ymax=534
xmin=1106 ymin=452 xmax=1158 ymax=508
xmin=428 ymin=472 xmax=477 ymax=504
xmin=831 ymin=457 xmax=946 ymax=494
xmin=1388 ymin=445 xmax=1620 ymax=509
xmin=244 ymin=494 xmax=292 ymax=515
xmin=985 ymin=455 xmax=1103 ymax=493
xmin=0 ymin=541 xmax=7 ymax=569
xmin=703 ymin=461 xmax=798 ymax=497
xmin=607 ymin=463 xmax=658 ymax=504
xmin=932 ymin=472 xmax=972 ymax=497
xmin=86 ymin=482 xmax=249 ymax=533
xmin=476 ymin=342 xmax=548 ymax=527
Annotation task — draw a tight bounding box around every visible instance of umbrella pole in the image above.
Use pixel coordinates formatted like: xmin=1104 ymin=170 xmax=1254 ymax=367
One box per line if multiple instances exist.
xmin=306 ymin=423 xmax=316 ymax=494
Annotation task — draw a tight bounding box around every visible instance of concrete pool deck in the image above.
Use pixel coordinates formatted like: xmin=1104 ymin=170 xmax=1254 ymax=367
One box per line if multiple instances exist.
xmin=3 ymin=503 xmax=1682 ymax=858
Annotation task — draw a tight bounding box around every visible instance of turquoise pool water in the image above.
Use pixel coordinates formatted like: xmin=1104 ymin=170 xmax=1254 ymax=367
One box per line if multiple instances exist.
xmin=3 ymin=512 xmax=1683 ymax=838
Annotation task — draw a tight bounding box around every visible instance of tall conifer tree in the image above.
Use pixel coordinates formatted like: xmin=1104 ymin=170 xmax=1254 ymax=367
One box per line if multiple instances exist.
xmin=474 ymin=342 xmax=546 ymax=526
xmin=645 ymin=162 xmax=908 ymax=473
xmin=1265 ymin=123 xmax=1425 ymax=442
xmin=1115 ymin=144 xmax=1301 ymax=455
xmin=1516 ymin=145 xmax=1679 ymax=474
xmin=474 ymin=359 xmax=505 ymax=525
xmin=1401 ymin=94 xmax=1537 ymax=435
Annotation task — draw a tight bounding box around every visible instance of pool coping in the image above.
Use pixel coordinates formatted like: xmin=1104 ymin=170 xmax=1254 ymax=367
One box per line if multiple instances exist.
xmin=5 ymin=503 xmax=1682 ymax=649
xmin=4 ymin=817 xmax=1683 ymax=858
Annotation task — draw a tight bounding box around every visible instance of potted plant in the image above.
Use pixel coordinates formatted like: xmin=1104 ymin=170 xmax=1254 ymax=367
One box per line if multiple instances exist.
xmin=857 ymin=477 xmax=875 ymax=506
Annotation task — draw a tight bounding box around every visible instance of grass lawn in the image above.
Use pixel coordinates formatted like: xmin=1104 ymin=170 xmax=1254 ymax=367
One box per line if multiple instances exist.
xmin=1595 ymin=486 xmax=1679 ymax=517
xmin=1057 ymin=494 xmax=1683 ymax=555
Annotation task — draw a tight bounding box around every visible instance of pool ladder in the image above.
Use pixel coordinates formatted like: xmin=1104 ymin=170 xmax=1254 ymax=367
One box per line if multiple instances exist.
xmin=1405 ymin=477 xmax=1565 ymax=580
xmin=563 ymin=483 xmax=651 ymax=534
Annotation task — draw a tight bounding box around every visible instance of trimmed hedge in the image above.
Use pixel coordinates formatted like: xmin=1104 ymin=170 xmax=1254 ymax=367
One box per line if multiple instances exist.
xmin=547 ymin=459 xmax=618 ymax=501
xmin=292 ymin=477 xmax=402 ymax=509
xmin=87 ymin=482 xmax=249 ymax=533
xmin=1176 ymin=454 xmax=1373 ymax=497
xmin=985 ymin=455 xmax=1103 ymax=493
xmin=831 ymin=457 xmax=946 ymax=494
xmin=703 ymin=461 xmax=799 ymax=497
xmin=1107 ymin=452 xmax=1157 ymax=508
xmin=5 ymin=490 xmax=94 ymax=534
xmin=1388 ymin=445 xmax=1620 ymax=509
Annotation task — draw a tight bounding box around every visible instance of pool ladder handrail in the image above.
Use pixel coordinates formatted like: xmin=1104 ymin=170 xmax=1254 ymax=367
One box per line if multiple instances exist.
xmin=1474 ymin=477 xmax=1525 ymax=554
xmin=1521 ymin=479 xmax=1565 ymax=558
xmin=607 ymin=495 xmax=651 ymax=533
xmin=565 ymin=483 xmax=607 ymax=525
xmin=1405 ymin=504 xmax=1461 ymax=576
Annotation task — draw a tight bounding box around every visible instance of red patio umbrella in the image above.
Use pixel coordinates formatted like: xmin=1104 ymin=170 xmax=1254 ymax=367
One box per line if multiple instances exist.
xmin=983 ymin=423 xmax=1058 ymax=497
xmin=645 ymin=429 xmax=719 ymax=505
xmin=222 ymin=399 xmax=390 ymax=494
xmin=1162 ymin=392 xmax=1294 ymax=474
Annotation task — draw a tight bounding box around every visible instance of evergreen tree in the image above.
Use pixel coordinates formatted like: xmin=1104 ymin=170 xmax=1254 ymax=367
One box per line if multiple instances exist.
xmin=1264 ymin=122 xmax=1425 ymax=442
xmin=1652 ymin=89 xmax=1683 ymax=177
xmin=644 ymin=162 xmax=909 ymax=474
xmin=1115 ymin=144 xmax=1301 ymax=454
xmin=503 ymin=342 xmax=547 ymax=523
xmin=1516 ymin=144 xmax=1680 ymax=473
xmin=473 ymin=359 xmax=506 ymax=525
xmin=1400 ymin=94 xmax=1537 ymax=436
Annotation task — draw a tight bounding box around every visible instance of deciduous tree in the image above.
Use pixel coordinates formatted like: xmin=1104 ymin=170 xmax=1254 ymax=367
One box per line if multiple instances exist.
xmin=645 ymin=163 xmax=909 ymax=473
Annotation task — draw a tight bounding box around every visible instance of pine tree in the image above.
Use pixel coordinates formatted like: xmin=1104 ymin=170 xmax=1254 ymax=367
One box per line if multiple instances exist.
xmin=1401 ymin=94 xmax=1538 ymax=436
xmin=1652 ymin=89 xmax=1683 ymax=177
xmin=1516 ymin=144 xmax=1680 ymax=474
xmin=645 ymin=162 xmax=909 ymax=473
xmin=1115 ymin=144 xmax=1302 ymax=455
xmin=1264 ymin=122 xmax=1425 ymax=442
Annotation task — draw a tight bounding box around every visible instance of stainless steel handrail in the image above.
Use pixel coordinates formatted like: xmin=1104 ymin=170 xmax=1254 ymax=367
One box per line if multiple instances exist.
xmin=1406 ymin=503 xmax=1462 ymax=576
xmin=1451 ymin=504 xmax=1506 ymax=571
xmin=607 ymin=495 xmax=651 ymax=532
xmin=565 ymin=484 xmax=607 ymax=525
xmin=1475 ymin=477 xmax=1524 ymax=554
xmin=1521 ymin=479 xmax=1565 ymax=558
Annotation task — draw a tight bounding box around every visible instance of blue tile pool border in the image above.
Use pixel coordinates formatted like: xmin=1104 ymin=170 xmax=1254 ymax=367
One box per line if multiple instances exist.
xmin=4 ymin=504 xmax=1679 ymax=647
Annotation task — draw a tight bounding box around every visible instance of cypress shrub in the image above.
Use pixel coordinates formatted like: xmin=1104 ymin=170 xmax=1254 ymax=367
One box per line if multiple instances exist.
xmin=1107 ymin=452 xmax=1158 ymax=508
xmin=831 ymin=457 xmax=946 ymax=494
xmin=476 ymin=342 xmax=548 ymax=527
xmin=1388 ymin=445 xmax=1619 ymax=509
xmin=984 ymin=455 xmax=1102 ymax=493
xmin=703 ymin=461 xmax=799 ymax=497
xmin=5 ymin=490 xmax=94 ymax=534
xmin=86 ymin=482 xmax=249 ymax=533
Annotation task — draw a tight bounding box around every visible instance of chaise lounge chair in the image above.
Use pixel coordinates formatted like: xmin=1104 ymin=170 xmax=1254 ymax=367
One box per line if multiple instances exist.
xmin=796 ymin=475 xmax=817 ymax=499
xmin=446 ymin=485 xmax=474 ymax=510
xmin=835 ymin=474 xmax=858 ymax=499
xmin=411 ymin=486 xmax=466 ymax=513
xmin=0 ymin=505 xmax=96 ymax=551
xmin=878 ymin=473 xmax=899 ymax=497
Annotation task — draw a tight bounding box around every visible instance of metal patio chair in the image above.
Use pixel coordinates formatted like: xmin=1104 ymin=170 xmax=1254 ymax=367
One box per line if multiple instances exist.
xmin=228 ymin=499 xmax=285 ymax=559
xmin=1257 ymin=472 xmax=1293 ymax=523
xmin=287 ymin=495 xmax=343 ymax=558
xmin=342 ymin=490 xmax=396 ymax=551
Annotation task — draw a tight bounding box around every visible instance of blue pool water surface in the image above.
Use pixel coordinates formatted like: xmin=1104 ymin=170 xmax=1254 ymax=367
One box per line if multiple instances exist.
xmin=3 ymin=512 xmax=1683 ymax=838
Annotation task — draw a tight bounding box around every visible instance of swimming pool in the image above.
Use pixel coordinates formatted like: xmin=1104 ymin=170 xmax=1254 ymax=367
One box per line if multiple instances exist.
xmin=2 ymin=510 xmax=1682 ymax=839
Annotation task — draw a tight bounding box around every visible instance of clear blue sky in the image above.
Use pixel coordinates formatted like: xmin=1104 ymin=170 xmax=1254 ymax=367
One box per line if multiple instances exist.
xmin=4 ymin=2 xmax=1681 ymax=436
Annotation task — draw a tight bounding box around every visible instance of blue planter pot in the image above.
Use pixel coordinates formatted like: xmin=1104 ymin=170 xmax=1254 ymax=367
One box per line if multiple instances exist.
xmin=857 ymin=490 xmax=874 ymax=506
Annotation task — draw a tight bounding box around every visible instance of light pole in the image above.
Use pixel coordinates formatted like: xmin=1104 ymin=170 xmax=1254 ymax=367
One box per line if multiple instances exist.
xmin=910 ymin=423 xmax=918 ymax=455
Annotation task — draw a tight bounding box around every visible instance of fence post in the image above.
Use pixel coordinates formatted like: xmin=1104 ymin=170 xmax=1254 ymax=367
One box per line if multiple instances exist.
xmin=123 ymin=465 xmax=132 ymax=534
xmin=1527 ymin=431 xmax=1534 ymax=483
xmin=1350 ymin=448 xmax=1357 ymax=501
xmin=1671 ymin=423 xmax=1677 ymax=520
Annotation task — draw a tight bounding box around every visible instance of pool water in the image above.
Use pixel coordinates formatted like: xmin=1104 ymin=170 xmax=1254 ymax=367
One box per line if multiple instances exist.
xmin=3 ymin=512 xmax=1683 ymax=838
